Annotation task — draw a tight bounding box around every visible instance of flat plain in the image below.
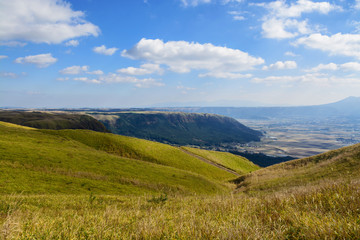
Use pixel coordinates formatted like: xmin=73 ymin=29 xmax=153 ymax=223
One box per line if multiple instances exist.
xmin=234 ymin=118 xmax=360 ymax=158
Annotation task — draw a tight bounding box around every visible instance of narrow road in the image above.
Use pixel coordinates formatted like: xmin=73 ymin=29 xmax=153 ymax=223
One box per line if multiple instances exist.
xmin=178 ymin=147 xmax=241 ymax=177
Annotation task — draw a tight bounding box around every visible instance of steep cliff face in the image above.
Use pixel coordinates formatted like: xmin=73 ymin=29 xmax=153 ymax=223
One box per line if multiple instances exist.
xmin=95 ymin=112 xmax=262 ymax=146
xmin=0 ymin=110 xmax=108 ymax=132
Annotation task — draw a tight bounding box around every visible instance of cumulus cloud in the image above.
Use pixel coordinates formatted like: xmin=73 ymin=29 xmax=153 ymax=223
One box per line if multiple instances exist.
xmin=262 ymin=61 xmax=297 ymax=70
xmin=0 ymin=0 xmax=100 ymax=44
xmin=309 ymin=63 xmax=338 ymax=72
xmin=93 ymin=45 xmax=118 ymax=55
xmin=122 ymin=38 xmax=264 ymax=78
xmin=309 ymin=62 xmax=360 ymax=72
xmin=73 ymin=77 xmax=101 ymax=84
xmin=341 ymin=62 xmax=360 ymax=71
xmin=59 ymin=65 xmax=89 ymax=75
xmin=65 ymin=40 xmax=79 ymax=47
xmin=285 ymin=51 xmax=297 ymax=57
xmin=295 ymin=33 xmax=360 ymax=59
xmin=15 ymin=53 xmax=57 ymax=68
xmin=117 ymin=63 xmax=163 ymax=75
xmin=259 ymin=0 xmax=340 ymax=39
xmin=0 ymin=55 xmax=8 ymax=60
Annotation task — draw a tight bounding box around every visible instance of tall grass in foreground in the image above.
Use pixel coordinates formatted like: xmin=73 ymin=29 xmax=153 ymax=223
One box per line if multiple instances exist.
xmin=1 ymin=180 xmax=359 ymax=239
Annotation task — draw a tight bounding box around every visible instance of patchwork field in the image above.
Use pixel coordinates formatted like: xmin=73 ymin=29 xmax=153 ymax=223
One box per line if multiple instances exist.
xmin=235 ymin=119 xmax=360 ymax=158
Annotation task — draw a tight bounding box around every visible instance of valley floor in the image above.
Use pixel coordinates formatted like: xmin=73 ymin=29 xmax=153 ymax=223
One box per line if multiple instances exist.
xmin=1 ymin=179 xmax=359 ymax=240
xmin=234 ymin=119 xmax=360 ymax=158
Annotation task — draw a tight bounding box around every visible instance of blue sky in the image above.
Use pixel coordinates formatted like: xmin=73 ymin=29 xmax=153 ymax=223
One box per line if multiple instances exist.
xmin=1 ymin=0 xmax=360 ymax=108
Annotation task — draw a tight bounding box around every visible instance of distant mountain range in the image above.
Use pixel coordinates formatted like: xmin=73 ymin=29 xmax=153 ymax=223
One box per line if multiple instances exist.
xmin=156 ymin=96 xmax=360 ymax=120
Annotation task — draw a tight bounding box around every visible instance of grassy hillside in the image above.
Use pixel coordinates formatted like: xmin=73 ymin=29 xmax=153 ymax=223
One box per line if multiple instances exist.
xmin=2 ymin=121 xmax=359 ymax=239
xmin=92 ymin=112 xmax=262 ymax=146
xmin=182 ymin=147 xmax=260 ymax=174
xmin=0 ymin=110 xmax=108 ymax=132
xmin=236 ymin=143 xmax=360 ymax=193
xmin=43 ymin=129 xmax=237 ymax=182
xmin=0 ymin=121 xmax=234 ymax=195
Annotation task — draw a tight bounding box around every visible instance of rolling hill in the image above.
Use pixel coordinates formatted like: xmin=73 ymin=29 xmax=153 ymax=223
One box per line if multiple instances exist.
xmin=0 ymin=121 xmax=258 ymax=195
xmin=91 ymin=112 xmax=262 ymax=146
xmin=235 ymin=142 xmax=360 ymax=193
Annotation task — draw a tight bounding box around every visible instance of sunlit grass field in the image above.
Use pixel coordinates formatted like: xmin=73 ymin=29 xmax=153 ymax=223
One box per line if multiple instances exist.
xmin=1 ymin=121 xmax=360 ymax=239
xmin=1 ymin=180 xmax=359 ymax=239
xmin=182 ymin=146 xmax=260 ymax=174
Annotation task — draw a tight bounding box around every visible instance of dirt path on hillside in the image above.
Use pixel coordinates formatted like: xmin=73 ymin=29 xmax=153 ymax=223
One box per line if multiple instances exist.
xmin=178 ymin=148 xmax=241 ymax=177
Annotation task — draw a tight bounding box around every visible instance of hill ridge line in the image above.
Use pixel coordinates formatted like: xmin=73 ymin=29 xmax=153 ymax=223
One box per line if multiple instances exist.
xmin=178 ymin=147 xmax=241 ymax=177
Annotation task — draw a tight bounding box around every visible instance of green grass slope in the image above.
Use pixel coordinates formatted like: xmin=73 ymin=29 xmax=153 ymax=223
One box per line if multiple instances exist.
xmin=43 ymin=129 xmax=238 ymax=181
xmin=182 ymin=147 xmax=260 ymax=174
xmin=237 ymin=143 xmax=360 ymax=193
xmin=0 ymin=110 xmax=108 ymax=132
xmin=93 ymin=112 xmax=262 ymax=146
xmin=0 ymin=121 xmax=230 ymax=195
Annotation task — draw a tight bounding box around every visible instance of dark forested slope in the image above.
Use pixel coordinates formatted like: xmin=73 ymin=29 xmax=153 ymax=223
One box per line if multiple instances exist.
xmin=93 ymin=112 xmax=262 ymax=146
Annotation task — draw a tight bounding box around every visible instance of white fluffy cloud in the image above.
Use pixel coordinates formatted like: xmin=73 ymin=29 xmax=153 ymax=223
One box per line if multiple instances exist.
xmin=309 ymin=62 xmax=360 ymax=72
xmin=296 ymin=33 xmax=360 ymax=59
xmin=117 ymin=63 xmax=163 ymax=75
xmin=309 ymin=63 xmax=338 ymax=72
xmin=122 ymin=38 xmax=264 ymax=77
xmin=259 ymin=0 xmax=339 ymax=39
xmin=60 ymin=65 xmax=89 ymax=75
xmin=285 ymin=51 xmax=297 ymax=57
xmin=263 ymin=60 xmax=297 ymax=70
xmin=93 ymin=45 xmax=118 ymax=55
xmin=87 ymin=70 xmax=104 ymax=75
xmin=15 ymin=53 xmax=57 ymax=68
xmin=65 ymin=40 xmax=79 ymax=47
xmin=0 ymin=0 xmax=100 ymax=44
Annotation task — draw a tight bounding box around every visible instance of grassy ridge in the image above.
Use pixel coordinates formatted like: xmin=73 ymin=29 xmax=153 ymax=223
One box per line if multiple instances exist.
xmin=0 ymin=110 xmax=108 ymax=132
xmin=182 ymin=147 xmax=260 ymax=174
xmin=237 ymin=143 xmax=360 ymax=193
xmin=43 ymin=129 xmax=237 ymax=181
xmin=94 ymin=112 xmax=262 ymax=146
xmin=0 ymin=121 xmax=230 ymax=195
